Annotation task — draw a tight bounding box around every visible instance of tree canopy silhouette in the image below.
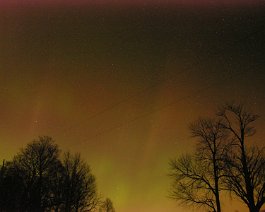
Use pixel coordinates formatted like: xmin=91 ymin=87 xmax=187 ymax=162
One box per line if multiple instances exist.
xmin=12 ymin=136 xmax=60 ymax=211
xmin=0 ymin=136 xmax=100 ymax=212
xmin=61 ymin=152 xmax=99 ymax=212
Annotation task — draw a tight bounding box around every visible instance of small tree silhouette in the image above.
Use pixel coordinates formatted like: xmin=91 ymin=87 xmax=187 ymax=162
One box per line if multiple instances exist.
xmin=100 ymin=198 xmax=115 ymax=212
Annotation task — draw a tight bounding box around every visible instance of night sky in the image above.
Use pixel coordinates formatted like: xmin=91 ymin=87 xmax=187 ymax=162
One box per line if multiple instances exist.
xmin=1 ymin=1 xmax=265 ymax=211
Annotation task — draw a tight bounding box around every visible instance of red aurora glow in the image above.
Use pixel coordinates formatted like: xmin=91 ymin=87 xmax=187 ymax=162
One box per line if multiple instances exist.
xmin=0 ymin=0 xmax=263 ymax=8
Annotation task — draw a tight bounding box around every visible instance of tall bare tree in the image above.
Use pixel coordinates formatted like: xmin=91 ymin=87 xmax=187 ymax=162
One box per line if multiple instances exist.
xmin=218 ymin=103 xmax=265 ymax=212
xmin=169 ymin=118 xmax=227 ymax=212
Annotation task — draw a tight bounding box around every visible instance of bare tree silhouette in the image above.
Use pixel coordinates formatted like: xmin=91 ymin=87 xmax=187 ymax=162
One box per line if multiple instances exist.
xmin=61 ymin=152 xmax=99 ymax=212
xmin=169 ymin=118 xmax=227 ymax=212
xmin=12 ymin=136 xmax=60 ymax=211
xmin=218 ymin=103 xmax=265 ymax=212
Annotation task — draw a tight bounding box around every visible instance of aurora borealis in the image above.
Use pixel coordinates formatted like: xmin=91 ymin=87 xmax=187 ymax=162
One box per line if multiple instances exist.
xmin=1 ymin=1 xmax=265 ymax=211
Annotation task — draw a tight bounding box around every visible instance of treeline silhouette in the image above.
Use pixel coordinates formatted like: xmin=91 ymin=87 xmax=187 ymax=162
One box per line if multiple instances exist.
xmin=0 ymin=136 xmax=115 ymax=212
xmin=169 ymin=103 xmax=265 ymax=212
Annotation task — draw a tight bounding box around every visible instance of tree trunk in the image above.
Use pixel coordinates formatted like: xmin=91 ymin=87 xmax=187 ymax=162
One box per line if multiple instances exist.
xmin=248 ymin=205 xmax=259 ymax=212
xmin=216 ymin=192 xmax=221 ymax=212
